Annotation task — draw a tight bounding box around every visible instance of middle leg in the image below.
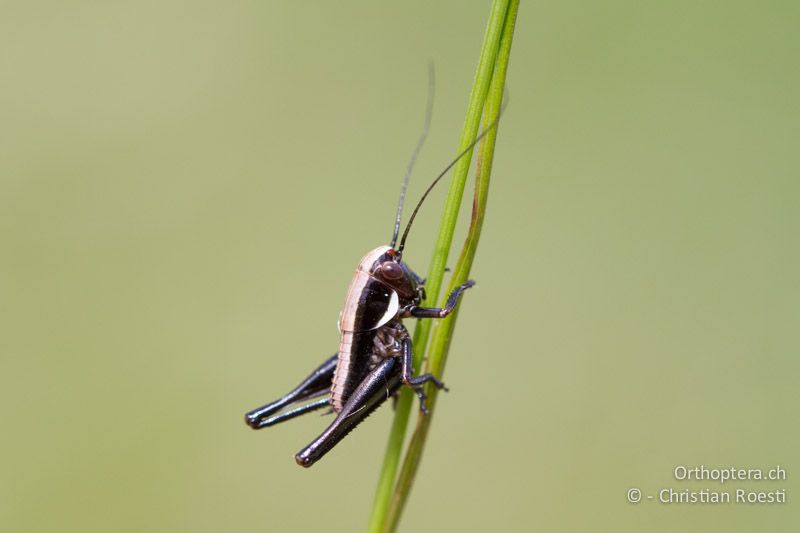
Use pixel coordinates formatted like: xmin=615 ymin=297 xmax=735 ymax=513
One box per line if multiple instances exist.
xmin=400 ymin=336 xmax=447 ymax=414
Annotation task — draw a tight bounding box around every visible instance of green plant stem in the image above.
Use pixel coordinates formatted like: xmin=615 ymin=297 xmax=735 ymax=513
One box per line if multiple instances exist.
xmin=382 ymin=3 xmax=519 ymax=531
xmin=367 ymin=1 xmax=519 ymax=532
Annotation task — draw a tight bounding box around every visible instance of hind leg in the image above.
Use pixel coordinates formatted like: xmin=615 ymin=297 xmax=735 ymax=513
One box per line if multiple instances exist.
xmin=295 ymin=357 xmax=402 ymax=467
xmin=244 ymin=354 xmax=337 ymax=429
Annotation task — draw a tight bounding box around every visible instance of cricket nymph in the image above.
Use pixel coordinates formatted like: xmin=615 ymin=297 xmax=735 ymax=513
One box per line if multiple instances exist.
xmin=243 ymin=72 xmax=499 ymax=467
xmin=332 ymin=246 xmax=422 ymax=412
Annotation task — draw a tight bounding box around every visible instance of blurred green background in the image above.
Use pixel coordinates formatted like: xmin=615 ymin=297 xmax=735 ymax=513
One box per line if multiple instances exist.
xmin=1 ymin=1 xmax=797 ymax=532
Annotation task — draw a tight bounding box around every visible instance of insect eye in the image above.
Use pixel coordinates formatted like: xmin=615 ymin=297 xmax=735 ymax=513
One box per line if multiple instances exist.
xmin=380 ymin=262 xmax=404 ymax=280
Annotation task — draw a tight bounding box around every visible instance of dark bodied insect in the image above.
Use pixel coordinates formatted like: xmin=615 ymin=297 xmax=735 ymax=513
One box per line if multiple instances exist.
xmin=244 ymin=81 xmax=498 ymax=468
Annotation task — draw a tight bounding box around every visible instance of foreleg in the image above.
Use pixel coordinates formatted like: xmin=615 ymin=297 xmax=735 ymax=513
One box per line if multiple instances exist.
xmin=402 ymin=280 xmax=475 ymax=319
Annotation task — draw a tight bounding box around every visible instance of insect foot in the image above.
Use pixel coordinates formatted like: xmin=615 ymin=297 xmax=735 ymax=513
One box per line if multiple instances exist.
xmin=404 ymin=373 xmax=449 ymax=414
xmin=413 ymin=386 xmax=429 ymax=414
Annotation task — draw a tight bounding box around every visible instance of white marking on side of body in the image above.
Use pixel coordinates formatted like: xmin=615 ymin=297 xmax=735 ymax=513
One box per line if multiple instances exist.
xmin=376 ymin=291 xmax=399 ymax=329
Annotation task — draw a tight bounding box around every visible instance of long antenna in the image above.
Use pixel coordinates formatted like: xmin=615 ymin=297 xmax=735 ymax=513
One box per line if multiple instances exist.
xmin=397 ymin=107 xmax=503 ymax=255
xmin=390 ymin=62 xmax=435 ymax=249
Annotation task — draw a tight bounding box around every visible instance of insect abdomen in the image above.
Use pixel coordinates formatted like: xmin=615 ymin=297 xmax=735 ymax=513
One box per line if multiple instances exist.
xmin=331 ymin=246 xmax=401 ymax=412
xmin=331 ymin=331 xmax=375 ymax=412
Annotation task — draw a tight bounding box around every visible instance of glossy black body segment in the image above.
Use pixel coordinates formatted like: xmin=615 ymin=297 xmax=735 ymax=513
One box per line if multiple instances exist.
xmin=350 ymin=277 xmax=395 ymax=331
